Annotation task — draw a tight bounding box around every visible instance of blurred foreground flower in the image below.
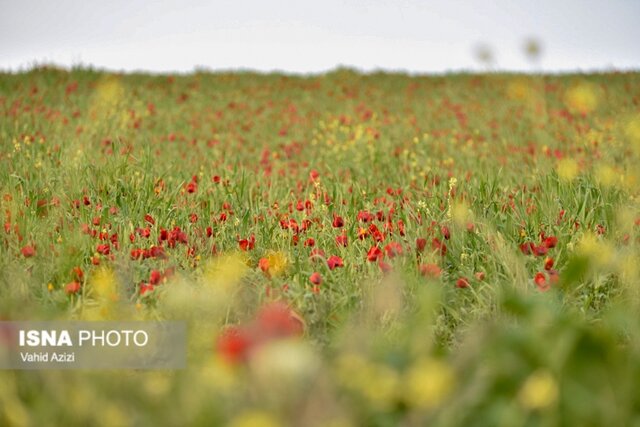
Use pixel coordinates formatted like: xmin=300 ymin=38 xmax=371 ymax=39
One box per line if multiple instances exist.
xmin=564 ymin=82 xmax=598 ymax=114
xmin=228 ymin=410 xmax=280 ymax=427
xmin=404 ymin=357 xmax=455 ymax=410
xmin=518 ymin=370 xmax=558 ymax=410
xmin=217 ymin=302 xmax=305 ymax=365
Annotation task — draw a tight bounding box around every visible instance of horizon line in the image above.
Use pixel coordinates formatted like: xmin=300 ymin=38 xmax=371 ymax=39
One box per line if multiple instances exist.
xmin=2 ymin=61 xmax=639 ymax=77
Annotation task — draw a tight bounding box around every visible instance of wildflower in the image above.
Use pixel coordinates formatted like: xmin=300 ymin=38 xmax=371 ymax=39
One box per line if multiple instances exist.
xmin=309 ymin=248 xmax=325 ymax=261
xmin=21 ymin=245 xmax=35 ymax=258
xmin=419 ymin=263 xmax=442 ymax=278
xmin=258 ymin=257 xmax=270 ymax=277
xmin=228 ymin=411 xmax=280 ymax=427
xmin=519 ymin=370 xmax=558 ymax=410
xmin=404 ymin=358 xmax=455 ymax=409
xmin=335 ymin=232 xmax=348 ymax=247
xmin=367 ymin=246 xmax=383 ymax=262
xmin=357 ymin=210 xmax=374 ymax=222
xmin=96 ymin=243 xmax=110 ymax=255
xmin=255 ymin=302 xmax=305 ymax=339
xmin=65 ymin=281 xmax=81 ymax=295
xmin=72 ymin=266 xmax=84 ymax=281
xmin=238 ymin=234 xmax=255 ymax=251
xmin=139 ymin=282 xmax=155 ymax=296
xmin=369 ymin=223 xmax=384 ymax=242
xmin=431 ymin=238 xmax=447 ymax=256
xmin=520 ymin=242 xmax=535 ymax=255
xmin=378 ymin=260 xmax=392 ymax=273
xmin=327 ymin=255 xmax=344 ymax=270
xmin=534 ymin=272 xmax=549 ymax=291
xmin=534 ymin=244 xmax=548 ymax=256
xmin=456 ymin=277 xmax=470 ymax=288
xmin=309 ymin=272 xmax=322 ymax=285
xmin=544 ymin=257 xmax=554 ymax=270
xmin=217 ymin=326 xmax=252 ymax=364
xmin=543 ymin=236 xmax=558 ymax=248
xmin=149 ymin=270 xmax=162 ymax=285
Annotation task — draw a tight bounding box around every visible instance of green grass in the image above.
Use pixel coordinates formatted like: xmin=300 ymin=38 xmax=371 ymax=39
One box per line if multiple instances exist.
xmin=1 ymin=66 xmax=640 ymax=426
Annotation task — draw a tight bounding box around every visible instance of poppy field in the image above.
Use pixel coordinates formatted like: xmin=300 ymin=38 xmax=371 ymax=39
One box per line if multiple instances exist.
xmin=1 ymin=67 xmax=640 ymax=426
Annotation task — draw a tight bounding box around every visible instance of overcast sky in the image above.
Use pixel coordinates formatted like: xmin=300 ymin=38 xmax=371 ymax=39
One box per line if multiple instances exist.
xmin=1 ymin=0 xmax=639 ymax=74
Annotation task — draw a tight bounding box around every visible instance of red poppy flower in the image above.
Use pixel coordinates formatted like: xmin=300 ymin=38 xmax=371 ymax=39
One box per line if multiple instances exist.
xmin=304 ymin=238 xmax=315 ymax=247
xmin=543 ymin=236 xmax=558 ymax=248
xmin=520 ymin=242 xmax=535 ymax=255
xmin=419 ymin=263 xmax=442 ymax=278
xmin=384 ymin=242 xmax=403 ymax=258
xmin=139 ymin=282 xmax=155 ymax=296
xmin=255 ymin=302 xmax=304 ymax=339
xmin=332 ymin=215 xmax=344 ymax=228
xmin=216 ymin=326 xmax=252 ymax=364
xmin=534 ymin=244 xmax=548 ymax=256
xmin=378 ymin=260 xmax=392 ymax=273
xmin=416 ymin=238 xmax=427 ymax=253
xmin=456 ymin=277 xmax=470 ymax=288
xmin=309 ymin=272 xmax=322 ymax=285
xmin=239 ymin=234 xmax=255 ymax=251
xmin=327 ymin=255 xmax=344 ymax=270
xmin=357 ymin=210 xmax=374 ymax=222
xmin=185 ymin=181 xmax=197 ymax=193
xmin=65 ymin=281 xmax=81 ymax=295
xmin=544 ymin=257 xmax=554 ymax=270
xmin=258 ymin=257 xmax=270 ymax=277
xmin=21 ymin=245 xmax=35 ymax=258
xmin=72 ymin=267 xmax=84 ymax=281
xmin=431 ymin=238 xmax=447 ymax=256
xmin=369 ymin=223 xmax=385 ymax=242
xmin=149 ymin=270 xmax=162 ymax=285
xmin=397 ymin=220 xmax=405 ymax=236
xmin=534 ymin=272 xmax=549 ymax=291
xmin=441 ymin=226 xmax=451 ymax=240
xmin=367 ymin=246 xmax=383 ymax=262
xmin=335 ymin=233 xmax=348 ymax=247
xmin=309 ymin=248 xmax=325 ymax=261
xmin=96 ymin=244 xmax=110 ymax=255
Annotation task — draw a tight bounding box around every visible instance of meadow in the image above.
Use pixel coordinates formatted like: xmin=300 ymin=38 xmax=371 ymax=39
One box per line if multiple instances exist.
xmin=1 ymin=67 xmax=640 ymax=426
